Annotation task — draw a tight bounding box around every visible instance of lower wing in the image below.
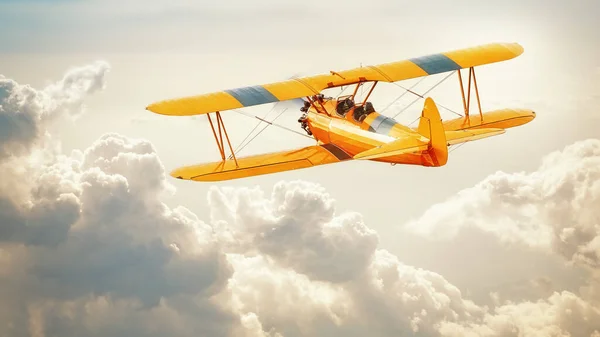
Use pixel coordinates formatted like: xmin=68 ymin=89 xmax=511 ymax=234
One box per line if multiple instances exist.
xmin=170 ymin=143 xmax=352 ymax=182
xmin=169 ymin=128 xmax=504 ymax=182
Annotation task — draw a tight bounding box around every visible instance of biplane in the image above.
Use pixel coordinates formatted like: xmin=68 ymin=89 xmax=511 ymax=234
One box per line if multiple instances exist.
xmin=146 ymin=42 xmax=535 ymax=182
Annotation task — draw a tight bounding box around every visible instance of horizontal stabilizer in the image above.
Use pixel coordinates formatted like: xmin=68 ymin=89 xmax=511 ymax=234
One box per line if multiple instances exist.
xmin=353 ymin=136 xmax=428 ymax=160
xmin=442 ymin=109 xmax=535 ymax=131
xmin=445 ymin=128 xmax=505 ymax=145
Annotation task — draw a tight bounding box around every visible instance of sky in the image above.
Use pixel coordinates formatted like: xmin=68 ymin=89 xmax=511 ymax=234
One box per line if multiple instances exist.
xmin=1 ymin=0 xmax=600 ymax=336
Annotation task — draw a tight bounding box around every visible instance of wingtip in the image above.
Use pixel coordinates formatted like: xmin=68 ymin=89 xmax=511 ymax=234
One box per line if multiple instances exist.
xmin=146 ymin=101 xmax=171 ymax=115
xmin=169 ymin=168 xmax=184 ymax=180
xmin=146 ymin=102 xmax=159 ymax=114
xmin=505 ymin=42 xmax=525 ymax=56
xmin=484 ymin=42 xmax=524 ymax=57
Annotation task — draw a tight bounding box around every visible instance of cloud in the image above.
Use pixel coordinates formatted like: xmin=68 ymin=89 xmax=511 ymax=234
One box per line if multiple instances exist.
xmin=439 ymin=291 xmax=600 ymax=337
xmin=0 ymin=61 xmax=109 ymax=160
xmin=402 ymin=136 xmax=600 ymax=334
xmin=3 ymin=62 xmax=600 ymax=337
xmin=0 ymin=61 xmax=110 ymax=247
xmin=405 ymin=138 xmax=600 ymax=269
xmin=0 ymin=134 xmax=237 ymax=336
xmin=209 ymin=183 xmax=486 ymax=336
xmin=0 ymin=64 xmax=236 ymax=337
xmin=208 ymin=181 xmax=379 ymax=283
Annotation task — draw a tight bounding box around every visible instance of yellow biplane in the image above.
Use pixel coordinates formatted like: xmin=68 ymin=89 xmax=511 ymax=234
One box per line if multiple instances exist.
xmin=147 ymin=42 xmax=535 ymax=182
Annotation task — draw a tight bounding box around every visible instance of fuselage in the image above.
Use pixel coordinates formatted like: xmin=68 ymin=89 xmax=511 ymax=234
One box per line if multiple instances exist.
xmin=300 ymin=97 xmax=435 ymax=165
xmin=299 ymin=96 xmax=535 ymax=166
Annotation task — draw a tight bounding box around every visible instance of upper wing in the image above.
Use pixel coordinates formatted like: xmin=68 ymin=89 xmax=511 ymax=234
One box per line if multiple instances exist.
xmin=170 ymin=143 xmax=352 ymax=182
xmin=147 ymin=42 xmax=524 ymax=116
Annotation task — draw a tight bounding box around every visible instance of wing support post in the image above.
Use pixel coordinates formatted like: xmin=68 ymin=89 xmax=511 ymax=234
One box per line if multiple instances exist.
xmin=206 ymin=111 xmax=239 ymax=168
xmin=306 ymin=95 xmax=331 ymax=116
xmin=348 ymin=80 xmax=378 ymax=104
xmin=457 ymin=67 xmax=484 ymax=123
xmin=361 ymin=81 xmax=378 ymax=105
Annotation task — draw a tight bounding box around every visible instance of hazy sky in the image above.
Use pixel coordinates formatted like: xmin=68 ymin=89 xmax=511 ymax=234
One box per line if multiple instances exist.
xmin=1 ymin=0 xmax=600 ymax=336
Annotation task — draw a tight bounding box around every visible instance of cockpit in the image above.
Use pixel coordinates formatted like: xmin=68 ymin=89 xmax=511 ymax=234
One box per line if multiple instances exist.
xmin=297 ymin=92 xmax=377 ymax=136
xmin=335 ymin=96 xmax=376 ymax=123
xmin=336 ymin=97 xmax=354 ymax=116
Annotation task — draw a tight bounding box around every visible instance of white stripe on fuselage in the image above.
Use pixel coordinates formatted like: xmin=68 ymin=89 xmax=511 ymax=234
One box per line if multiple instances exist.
xmin=329 ymin=119 xmax=397 ymax=144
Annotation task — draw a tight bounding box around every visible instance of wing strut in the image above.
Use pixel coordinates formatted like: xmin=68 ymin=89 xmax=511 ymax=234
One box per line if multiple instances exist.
xmin=227 ymin=107 xmax=289 ymax=160
xmin=457 ymin=67 xmax=484 ymax=123
xmin=306 ymin=95 xmax=331 ymax=116
xmin=207 ymin=112 xmax=239 ymax=168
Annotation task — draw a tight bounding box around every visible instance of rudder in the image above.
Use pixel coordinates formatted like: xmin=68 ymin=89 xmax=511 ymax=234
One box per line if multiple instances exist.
xmin=417 ymin=97 xmax=448 ymax=166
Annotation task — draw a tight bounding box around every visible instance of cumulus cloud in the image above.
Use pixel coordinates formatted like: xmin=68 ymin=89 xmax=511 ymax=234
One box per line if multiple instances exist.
xmin=208 ymin=181 xmax=379 ymax=283
xmin=402 ymin=137 xmax=600 ymax=334
xmin=2 ymin=62 xmax=600 ymax=337
xmin=0 ymin=64 xmax=236 ymax=337
xmin=404 ymin=139 xmax=600 ymax=270
xmin=439 ymin=291 xmax=600 ymax=337
xmin=0 ymin=61 xmax=109 ymax=160
xmin=0 ymin=62 xmax=109 ymax=247
xmin=1 ymin=132 xmax=237 ymax=336
xmin=210 ymin=183 xmax=486 ymax=336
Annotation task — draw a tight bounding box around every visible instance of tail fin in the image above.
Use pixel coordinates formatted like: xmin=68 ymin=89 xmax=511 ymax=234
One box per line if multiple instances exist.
xmin=417 ymin=98 xmax=448 ymax=166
